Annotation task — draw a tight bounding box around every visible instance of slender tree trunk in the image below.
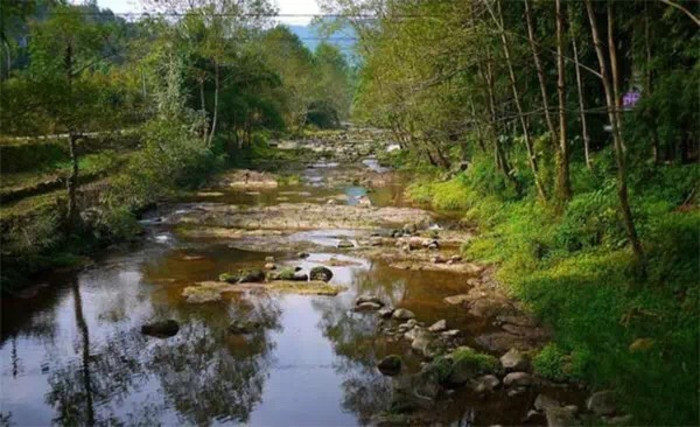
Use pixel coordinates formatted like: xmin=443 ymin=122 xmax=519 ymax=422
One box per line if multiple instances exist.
xmin=72 ymin=281 xmax=95 ymax=426
xmin=524 ymin=0 xmax=558 ymax=145
xmin=200 ymin=77 xmax=208 ymax=144
xmin=555 ymin=0 xmax=572 ymax=202
xmin=571 ymin=35 xmax=593 ymax=170
xmin=585 ymin=0 xmax=645 ymax=266
xmin=207 ymin=60 xmax=219 ymax=147
xmin=469 ymin=99 xmax=487 ymax=153
xmin=645 ymin=4 xmax=660 ymax=164
xmin=64 ymin=43 xmax=80 ymax=229
xmin=495 ymin=0 xmax=547 ymax=201
xmin=607 ymin=1 xmax=624 ymax=152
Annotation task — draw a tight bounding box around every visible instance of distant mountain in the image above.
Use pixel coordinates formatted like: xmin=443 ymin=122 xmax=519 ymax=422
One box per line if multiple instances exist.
xmin=287 ymin=24 xmax=355 ymax=56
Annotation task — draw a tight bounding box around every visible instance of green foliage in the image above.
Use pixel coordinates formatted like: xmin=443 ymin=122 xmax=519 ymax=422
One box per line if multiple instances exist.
xmin=450 ymin=346 xmax=500 ymax=373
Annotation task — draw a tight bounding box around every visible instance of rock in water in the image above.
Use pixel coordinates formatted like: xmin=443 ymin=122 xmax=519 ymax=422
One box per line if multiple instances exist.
xmin=503 ymin=371 xmax=534 ymax=387
xmin=337 ymin=239 xmax=354 ymax=248
xmin=470 ymin=374 xmax=500 ymax=393
xmin=356 ymin=295 xmax=384 ymax=306
xmin=545 ymin=406 xmax=579 ymax=427
xmin=377 ymin=355 xmax=402 ymax=376
xmin=534 ymin=394 xmax=561 ymax=411
xmin=355 ymin=301 xmax=382 ymax=312
xmin=500 ymin=348 xmax=530 ymax=372
xmin=141 ymin=320 xmax=179 ymax=338
xmin=428 ymin=319 xmax=447 ymax=332
xmin=309 ymin=266 xmax=333 ymax=282
xmin=377 ymin=307 xmax=394 ymax=318
xmin=392 ymin=308 xmax=416 ymax=320
xmin=587 ymin=390 xmax=617 ymax=416
xmin=238 ymin=269 xmax=265 ymax=283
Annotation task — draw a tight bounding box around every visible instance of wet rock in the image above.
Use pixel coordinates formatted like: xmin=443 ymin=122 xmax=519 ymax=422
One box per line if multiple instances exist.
xmin=500 ymin=348 xmax=530 ymax=372
xmin=445 ymin=347 xmax=500 ymax=385
xmin=404 ymin=326 xmax=423 ymax=341
xmin=470 ymin=374 xmax=500 ymax=393
xmin=534 ymin=394 xmax=561 ymax=411
xmin=427 ymin=240 xmax=439 ymax=250
xmin=228 ymin=319 xmax=263 ymax=334
xmin=428 ymin=319 xmax=447 ymax=332
xmin=268 ymin=267 xmax=296 ymax=281
xmin=441 ymin=329 xmax=461 ymax=338
xmin=444 ymin=294 xmax=470 ymax=305
xmin=292 ymin=272 xmax=308 ymax=281
xmin=264 ymin=263 xmax=276 ymax=270
xmin=545 ymin=406 xmax=579 ymax=427
xmin=337 ymin=239 xmax=354 ymax=249
xmin=377 ymin=307 xmax=395 ymax=319
xmin=392 ymin=308 xmax=416 ymax=320
xmin=356 ymin=295 xmax=384 ymax=306
xmin=309 ymin=266 xmax=333 ymax=282
xmin=297 ymin=252 xmax=310 ymax=259
xmin=219 ymin=272 xmax=239 ymax=283
xmin=355 ymin=301 xmax=383 ymax=311
xmin=503 ymin=371 xmax=534 ymax=388
xmin=238 ymin=269 xmax=265 ymax=283
xmin=587 ymin=390 xmax=617 ymax=416
xmin=265 ymin=256 xmax=275 ymax=262
xmin=507 ymin=386 xmax=528 ymax=397
xmin=431 ymin=255 xmax=446 ymax=264
xmin=377 ymin=355 xmax=402 ymax=376
xmin=141 ymin=320 xmax=179 ymax=338
xmin=411 ymin=330 xmax=433 ymax=355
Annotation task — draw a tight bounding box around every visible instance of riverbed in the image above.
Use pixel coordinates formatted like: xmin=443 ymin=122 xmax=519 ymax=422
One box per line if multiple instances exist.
xmin=0 ymin=139 xmax=582 ymax=426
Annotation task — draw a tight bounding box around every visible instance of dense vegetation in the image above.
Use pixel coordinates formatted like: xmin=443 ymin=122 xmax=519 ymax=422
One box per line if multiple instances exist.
xmin=322 ymin=0 xmax=699 ymax=424
xmin=0 ymin=0 xmax=353 ymax=291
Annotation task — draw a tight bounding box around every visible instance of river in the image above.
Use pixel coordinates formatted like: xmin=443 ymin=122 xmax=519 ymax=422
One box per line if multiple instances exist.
xmin=0 ymin=136 xmax=582 ymax=426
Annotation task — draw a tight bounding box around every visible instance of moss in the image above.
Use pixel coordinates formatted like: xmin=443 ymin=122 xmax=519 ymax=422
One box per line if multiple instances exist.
xmin=450 ymin=346 xmax=500 ymax=374
xmin=218 ymin=272 xmax=239 ymax=283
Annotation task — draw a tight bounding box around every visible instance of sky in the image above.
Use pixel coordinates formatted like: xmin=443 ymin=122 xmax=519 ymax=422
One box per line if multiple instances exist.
xmin=89 ymin=0 xmax=321 ymax=25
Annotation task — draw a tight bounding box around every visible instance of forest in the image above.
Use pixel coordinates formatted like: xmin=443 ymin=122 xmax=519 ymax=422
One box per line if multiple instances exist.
xmin=0 ymin=0 xmax=698 ymax=426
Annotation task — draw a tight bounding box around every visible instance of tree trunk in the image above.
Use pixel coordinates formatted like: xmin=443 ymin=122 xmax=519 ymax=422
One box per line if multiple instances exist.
xmin=571 ymin=35 xmax=593 ymax=170
xmin=555 ymin=0 xmax=572 ymax=202
xmin=200 ymin=76 xmax=208 ymax=144
xmin=524 ymin=0 xmax=558 ymax=145
xmin=645 ymin=4 xmax=660 ymax=164
xmin=67 ymin=133 xmax=80 ymax=228
xmin=72 ymin=281 xmax=95 ymax=426
xmin=607 ymin=1 xmax=624 ymax=152
xmin=495 ymin=0 xmax=547 ymax=202
xmin=585 ymin=0 xmax=645 ymax=266
xmin=207 ymin=60 xmax=219 ymax=147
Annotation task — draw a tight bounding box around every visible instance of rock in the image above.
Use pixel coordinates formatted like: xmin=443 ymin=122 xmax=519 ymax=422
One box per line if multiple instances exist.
xmin=446 ymin=347 xmax=500 ymax=385
xmin=228 ymin=319 xmax=263 ymax=334
xmin=356 ymin=295 xmax=384 ymax=306
xmin=238 ymin=269 xmax=265 ymax=283
xmin=377 ymin=355 xmax=402 ymax=376
xmin=411 ymin=330 xmax=433 ymax=355
xmin=470 ymin=374 xmax=500 ymax=393
xmin=431 ymin=255 xmax=446 ymax=264
xmin=219 ymin=272 xmax=239 ymax=283
xmin=292 ymin=272 xmax=308 ymax=281
xmin=141 ymin=320 xmax=179 ymax=338
xmin=503 ymin=371 xmax=534 ymax=387
xmin=264 ymin=263 xmax=276 ymax=270
xmin=444 ymin=294 xmax=470 ymax=305
xmin=355 ymin=301 xmax=383 ymax=311
xmin=297 ymin=252 xmax=310 ymax=259
xmin=450 ymin=255 xmax=462 ymax=262
xmin=545 ymin=406 xmax=579 ymax=427
xmin=392 ymin=308 xmax=416 ymax=320
xmin=500 ymin=348 xmax=530 ymax=372
xmin=269 ymin=267 xmax=296 ymax=281
xmin=427 ymin=240 xmax=439 ymax=250
xmin=265 ymin=256 xmax=275 ymax=262
xmin=507 ymin=386 xmax=527 ymax=397
xmin=442 ymin=329 xmax=461 ymax=338
xmin=534 ymin=394 xmax=561 ymax=411
xmin=377 ymin=307 xmax=394 ymax=319
xmin=357 ymin=196 xmax=372 ymax=207
xmin=326 ymin=198 xmax=337 ymax=205
xmin=337 ymin=239 xmax=354 ymax=249
xmin=404 ymin=326 xmax=423 ymax=341
xmin=309 ymin=266 xmax=333 ymax=282
xmin=628 ymin=337 xmax=655 ymax=353
xmin=428 ymin=319 xmax=447 ymax=332
xmin=403 ymin=222 xmax=418 ymax=235
xmin=587 ymin=390 xmax=617 ymax=416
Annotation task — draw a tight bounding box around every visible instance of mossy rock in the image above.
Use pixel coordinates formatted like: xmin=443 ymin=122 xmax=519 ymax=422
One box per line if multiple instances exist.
xmin=437 ymin=346 xmax=501 ymax=386
xmin=219 ymin=272 xmax=239 ymax=283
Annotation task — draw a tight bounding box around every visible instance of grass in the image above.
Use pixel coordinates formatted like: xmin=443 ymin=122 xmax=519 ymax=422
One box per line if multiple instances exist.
xmin=403 ymin=153 xmax=699 ymax=425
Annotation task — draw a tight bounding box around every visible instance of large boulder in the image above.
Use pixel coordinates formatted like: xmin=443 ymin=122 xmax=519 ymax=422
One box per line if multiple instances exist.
xmin=377 ymin=355 xmax=402 ymax=376
xmin=141 ymin=320 xmax=179 ymax=338
xmin=238 ymin=269 xmax=265 ymax=283
xmin=309 ymin=266 xmax=333 ymax=282
xmin=503 ymin=371 xmax=535 ymax=388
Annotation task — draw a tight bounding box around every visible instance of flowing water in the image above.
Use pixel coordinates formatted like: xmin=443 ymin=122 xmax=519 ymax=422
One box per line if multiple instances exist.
xmin=0 ymin=153 xmax=581 ymax=426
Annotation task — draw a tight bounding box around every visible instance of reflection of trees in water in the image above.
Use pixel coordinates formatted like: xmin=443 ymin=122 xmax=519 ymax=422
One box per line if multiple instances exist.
xmin=312 ymin=266 xmax=408 ymax=423
xmin=45 ymin=284 xmax=281 ymax=425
